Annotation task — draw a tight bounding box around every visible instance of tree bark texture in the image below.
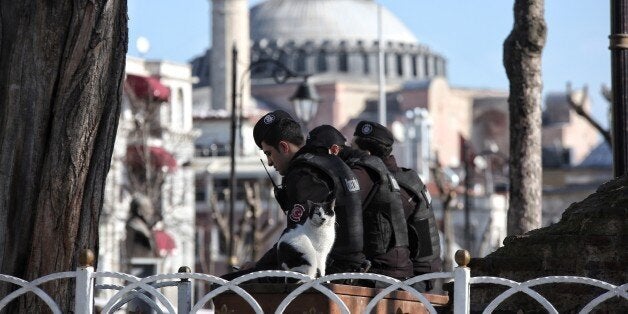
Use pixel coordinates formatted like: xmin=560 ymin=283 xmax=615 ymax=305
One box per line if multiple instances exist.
xmin=0 ymin=1 xmax=127 ymax=312
xmin=503 ymin=0 xmax=546 ymax=236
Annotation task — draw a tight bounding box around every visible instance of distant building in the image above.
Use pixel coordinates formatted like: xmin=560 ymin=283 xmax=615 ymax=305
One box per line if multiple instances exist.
xmin=541 ymin=91 xmax=612 ymax=224
xmin=190 ymin=0 xmax=608 ymax=269
xmin=97 ymin=56 xmax=197 ymax=304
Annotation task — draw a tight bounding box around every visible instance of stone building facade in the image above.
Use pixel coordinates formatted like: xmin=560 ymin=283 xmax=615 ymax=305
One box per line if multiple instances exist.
xmin=97 ymin=56 xmax=197 ymax=305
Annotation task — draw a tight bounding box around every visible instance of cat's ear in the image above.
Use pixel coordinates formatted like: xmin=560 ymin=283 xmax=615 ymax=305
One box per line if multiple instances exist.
xmin=329 ymin=198 xmax=336 ymax=208
xmin=307 ymin=200 xmax=314 ymax=209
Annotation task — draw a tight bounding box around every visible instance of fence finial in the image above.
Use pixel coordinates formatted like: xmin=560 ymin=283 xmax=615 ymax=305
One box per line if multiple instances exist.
xmin=178 ymin=266 xmax=191 ymax=282
xmin=79 ymin=249 xmax=95 ymax=267
xmin=455 ymin=249 xmax=471 ymax=267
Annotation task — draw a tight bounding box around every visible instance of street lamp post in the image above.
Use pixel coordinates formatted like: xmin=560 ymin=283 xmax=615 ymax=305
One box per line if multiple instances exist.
xmin=227 ymin=45 xmax=318 ymax=267
xmin=610 ymin=0 xmax=627 ymax=177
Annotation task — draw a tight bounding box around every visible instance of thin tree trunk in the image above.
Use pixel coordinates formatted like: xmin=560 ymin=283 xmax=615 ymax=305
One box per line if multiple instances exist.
xmin=503 ymin=0 xmax=546 ymax=235
xmin=0 ymin=1 xmax=127 ymax=312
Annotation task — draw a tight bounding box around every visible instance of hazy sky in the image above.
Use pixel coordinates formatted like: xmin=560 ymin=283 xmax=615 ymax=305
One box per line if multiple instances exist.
xmin=128 ymin=0 xmax=611 ymax=128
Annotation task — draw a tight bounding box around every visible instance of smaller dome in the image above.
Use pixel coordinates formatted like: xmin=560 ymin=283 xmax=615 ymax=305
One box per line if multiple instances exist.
xmin=250 ymin=0 xmax=419 ymax=45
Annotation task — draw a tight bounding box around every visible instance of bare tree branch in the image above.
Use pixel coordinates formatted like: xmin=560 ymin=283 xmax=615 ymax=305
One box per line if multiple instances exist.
xmin=601 ymin=84 xmax=612 ymax=103
xmin=566 ymin=82 xmax=612 ymax=146
xmin=209 ymin=192 xmax=230 ymax=245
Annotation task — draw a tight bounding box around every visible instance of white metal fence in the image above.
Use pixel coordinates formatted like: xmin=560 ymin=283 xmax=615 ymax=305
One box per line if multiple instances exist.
xmin=0 ymin=250 xmax=626 ymax=313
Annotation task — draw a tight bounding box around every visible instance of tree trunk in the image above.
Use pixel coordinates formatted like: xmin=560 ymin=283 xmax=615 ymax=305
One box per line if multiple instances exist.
xmin=503 ymin=0 xmax=546 ymax=235
xmin=0 ymin=1 xmax=127 ymax=312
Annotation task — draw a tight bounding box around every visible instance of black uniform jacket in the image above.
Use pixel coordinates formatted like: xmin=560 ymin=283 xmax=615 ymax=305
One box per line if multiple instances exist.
xmin=255 ymin=146 xmax=337 ymax=270
xmin=382 ymin=155 xmax=443 ymax=275
xmin=339 ymin=148 xmax=413 ymax=279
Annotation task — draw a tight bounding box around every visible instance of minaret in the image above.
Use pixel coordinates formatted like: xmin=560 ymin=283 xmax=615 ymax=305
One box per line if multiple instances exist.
xmin=210 ymin=0 xmax=250 ymax=113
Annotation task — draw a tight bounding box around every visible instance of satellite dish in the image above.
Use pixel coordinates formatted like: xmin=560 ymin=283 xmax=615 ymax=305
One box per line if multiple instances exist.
xmin=136 ymin=37 xmax=151 ymax=56
xmin=391 ymin=121 xmax=405 ymax=142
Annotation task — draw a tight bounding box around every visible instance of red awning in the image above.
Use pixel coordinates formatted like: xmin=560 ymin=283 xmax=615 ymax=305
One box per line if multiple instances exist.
xmin=126 ymin=74 xmax=171 ymax=102
xmin=153 ymin=230 xmax=176 ymax=256
xmin=126 ymin=145 xmax=178 ymax=172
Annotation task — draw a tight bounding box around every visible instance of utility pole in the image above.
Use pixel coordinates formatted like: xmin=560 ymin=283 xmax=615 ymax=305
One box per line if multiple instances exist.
xmin=377 ymin=4 xmax=386 ymax=126
xmin=229 ymin=44 xmax=237 ymax=268
xmin=462 ymin=137 xmax=472 ymax=251
xmin=610 ymin=0 xmax=628 ymax=177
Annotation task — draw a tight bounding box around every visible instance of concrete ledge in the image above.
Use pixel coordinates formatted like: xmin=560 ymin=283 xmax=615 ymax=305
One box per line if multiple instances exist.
xmin=213 ymin=283 xmax=449 ymax=313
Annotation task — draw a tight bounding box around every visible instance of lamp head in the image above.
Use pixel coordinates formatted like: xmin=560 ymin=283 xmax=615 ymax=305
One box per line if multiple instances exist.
xmin=291 ymin=79 xmax=320 ymax=124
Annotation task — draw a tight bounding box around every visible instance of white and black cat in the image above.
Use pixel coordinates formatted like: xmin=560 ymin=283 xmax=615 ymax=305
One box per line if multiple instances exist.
xmin=277 ymin=199 xmax=336 ymax=279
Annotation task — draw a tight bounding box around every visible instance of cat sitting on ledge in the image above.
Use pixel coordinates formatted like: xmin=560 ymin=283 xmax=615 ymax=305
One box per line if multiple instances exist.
xmin=277 ymin=199 xmax=336 ymax=280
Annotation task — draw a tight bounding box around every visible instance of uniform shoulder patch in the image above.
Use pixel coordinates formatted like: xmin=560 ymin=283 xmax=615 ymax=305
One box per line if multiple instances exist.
xmin=345 ymin=177 xmax=361 ymax=192
xmin=289 ymin=204 xmax=306 ymax=222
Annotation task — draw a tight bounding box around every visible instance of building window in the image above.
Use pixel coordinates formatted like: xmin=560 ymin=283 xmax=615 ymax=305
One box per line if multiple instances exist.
xmin=317 ymin=50 xmax=328 ymax=72
xmin=338 ymin=51 xmax=349 ymax=72
xmin=295 ymin=50 xmax=307 ymax=72
xmin=411 ymin=55 xmax=418 ymax=77
xmin=278 ymin=50 xmax=289 ymax=68
xmin=362 ymin=52 xmax=370 ymax=74
xmin=384 ymin=53 xmax=389 ymax=75
xmin=396 ymin=54 xmax=404 ymax=76
xmin=195 ymin=176 xmax=206 ymax=202
xmin=174 ymin=88 xmax=184 ymax=129
xmin=424 ymin=56 xmax=430 ymax=77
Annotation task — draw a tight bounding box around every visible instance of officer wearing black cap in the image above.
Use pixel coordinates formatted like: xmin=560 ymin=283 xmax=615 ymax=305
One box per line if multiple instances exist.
xmin=308 ymin=125 xmax=413 ymax=284
xmin=225 ymin=111 xmax=361 ymax=279
xmin=302 ymin=125 xmax=367 ymax=275
xmin=353 ymin=120 xmax=442 ymax=292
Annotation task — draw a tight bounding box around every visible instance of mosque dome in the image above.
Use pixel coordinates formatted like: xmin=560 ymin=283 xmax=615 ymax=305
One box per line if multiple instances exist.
xmin=192 ymin=0 xmax=446 ymax=88
xmin=250 ymin=0 xmax=419 ymax=45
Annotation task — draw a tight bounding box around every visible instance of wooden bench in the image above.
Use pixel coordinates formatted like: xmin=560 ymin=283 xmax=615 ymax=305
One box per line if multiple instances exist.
xmin=213 ymin=283 xmax=449 ymax=313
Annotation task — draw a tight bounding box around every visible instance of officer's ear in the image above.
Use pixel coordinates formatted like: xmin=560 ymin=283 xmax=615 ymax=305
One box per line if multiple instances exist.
xmin=278 ymin=140 xmax=290 ymax=154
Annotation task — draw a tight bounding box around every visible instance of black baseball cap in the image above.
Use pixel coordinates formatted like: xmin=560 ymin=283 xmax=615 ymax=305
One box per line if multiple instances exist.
xmin=253 ymin=110 xmax=296 ymax=148
xmin=353 ymin=120 xmax=394 ymax=146
xmin=306 ymin=125 xmax=348 ymax=148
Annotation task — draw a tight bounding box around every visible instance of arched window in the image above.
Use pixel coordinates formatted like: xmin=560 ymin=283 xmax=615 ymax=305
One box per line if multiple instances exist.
xmin=338 ymin=51 xmax=349 ymax=72
xmin=317 ymin=50 xmax=328 ymax=72
xmin=278 ymin=50 xmax=289 ymax=68
xmin=362 ymin=52 xmax=370 ymax=74
xmin=424 ymin=55 xmax=431 ymax=77
xmin=295 ymin=50 xmax=307 ymax=72
xmin=384 ymin=53 xmax=389 ymax=75
xmin=411 ymin=55 xmax=418 ymax=77
xmin=396 ymin=54 xmax=404 ymax=76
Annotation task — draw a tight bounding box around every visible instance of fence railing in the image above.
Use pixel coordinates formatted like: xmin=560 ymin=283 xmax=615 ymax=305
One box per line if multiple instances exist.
xmin=0 ymin=250 xmax=626 ymax=313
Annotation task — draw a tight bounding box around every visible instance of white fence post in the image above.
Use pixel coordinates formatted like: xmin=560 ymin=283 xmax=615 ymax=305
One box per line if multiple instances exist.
xmin=75 ymin=249 xmax=95 ymax=314
xmin=453 ymin=250 xmax=471 ymax=314
xmin=177 ymin=266 xmax=192 ymax=313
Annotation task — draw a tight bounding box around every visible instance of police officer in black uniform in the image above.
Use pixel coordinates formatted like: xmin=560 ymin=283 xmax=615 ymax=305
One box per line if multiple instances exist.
xmin=307 ymin=125 xmax=413 ymax=284
xmin=353 ymin=120 xmax=442 ymax=292
xmin=223 ymin=110 xmax=364 ymax=280
xmin=303 ymin=125 xmax=367 ymax=275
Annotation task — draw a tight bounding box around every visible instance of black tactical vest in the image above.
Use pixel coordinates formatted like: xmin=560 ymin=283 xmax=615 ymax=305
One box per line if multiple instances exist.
xmin=392 ymin=168 xmax=441 ymax=263
xmin=290 ymin=153 xmax=364 ymax=263
xmin=347 ymin=156 xmax=409 ymax=257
